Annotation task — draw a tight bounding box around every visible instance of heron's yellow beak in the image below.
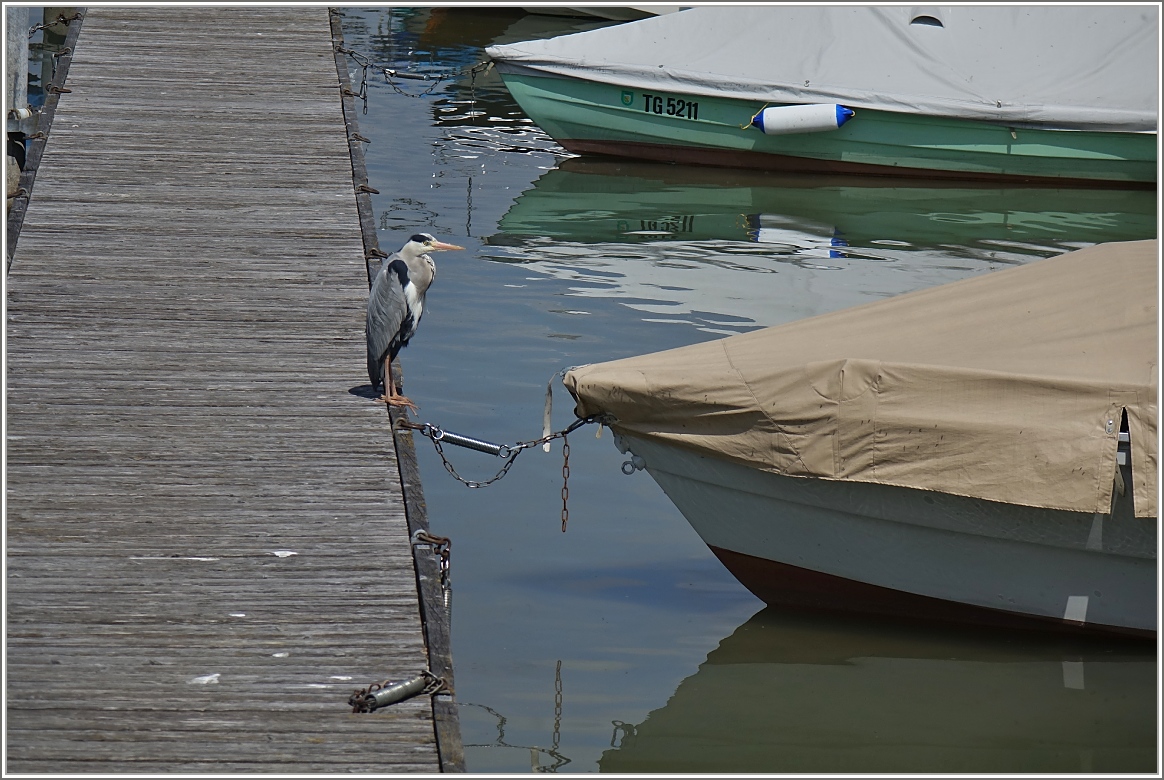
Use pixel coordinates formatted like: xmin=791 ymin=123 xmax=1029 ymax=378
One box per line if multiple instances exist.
xmin=431 ymin=241 xmax=464 ymax=251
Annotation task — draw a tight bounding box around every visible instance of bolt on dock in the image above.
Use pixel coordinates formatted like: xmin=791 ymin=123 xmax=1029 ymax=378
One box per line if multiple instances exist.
xmin=5 ymin=7 xmax=460 ymax=772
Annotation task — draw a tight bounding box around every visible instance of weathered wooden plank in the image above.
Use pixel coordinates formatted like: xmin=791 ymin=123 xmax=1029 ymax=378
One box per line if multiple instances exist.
xmin=5 ymin=6 xmax=456 ymax=773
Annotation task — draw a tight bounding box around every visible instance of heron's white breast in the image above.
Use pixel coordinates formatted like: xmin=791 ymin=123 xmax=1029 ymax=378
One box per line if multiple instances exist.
xmin=403 ymin=280 xmax=424 ymax=322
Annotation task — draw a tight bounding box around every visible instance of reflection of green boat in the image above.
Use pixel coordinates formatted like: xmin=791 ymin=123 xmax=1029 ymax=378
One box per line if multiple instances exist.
xmin=494 ymin=158 xmax=1158 ymax=249
xmin=600 ymin=608 xmax=1157 ymax=773
xmin=487 ymin=7 xmax=1158 ymax=185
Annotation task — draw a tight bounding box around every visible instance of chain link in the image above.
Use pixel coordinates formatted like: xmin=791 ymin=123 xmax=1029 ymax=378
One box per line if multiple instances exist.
xmin=397 ymin=415 xmax=604 ymax=491
xmin=335 ymin=46 xmax=371 ymax=113
xmin=431 ymin=435 xmax=522 ymax=489
xmin=28 ymin=12 xmax=82 ymax=38
xmin=560 ymin=437 xmax=571 ymax=532
xmin=394 ymin=415 xmax=606 ymax=533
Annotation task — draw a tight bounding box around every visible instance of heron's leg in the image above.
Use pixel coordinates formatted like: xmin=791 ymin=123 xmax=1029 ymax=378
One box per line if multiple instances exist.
xmin=377 ymin=354 xmax=419 ymax=412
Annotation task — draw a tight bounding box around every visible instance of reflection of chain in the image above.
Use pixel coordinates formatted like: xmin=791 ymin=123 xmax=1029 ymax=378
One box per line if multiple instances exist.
xmin=610 ymin=720 xmax=637 ymax=749
xmin=552 ymin=660 xmax=563 ymax=751
xmin=337 ymin=43 xmax=493 ymax=101
xmin=458 ymin=701 xmax=572 ymax=772
xmin=382 ymin=61 xmax=493 ymax=98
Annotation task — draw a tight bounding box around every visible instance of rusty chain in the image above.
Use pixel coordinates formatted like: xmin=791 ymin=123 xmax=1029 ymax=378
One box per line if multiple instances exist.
xmin=28 ymin=12 xmax=82 ymax=38
xmin=560 ymin=437 xmax=571 ymax=532
xmin=396 ymin=415 xmax=604 ymax=490
xmin=429 ymin=433 xmax=521 ymax=489
xmin=393 ymin=415 xmax=603 ymax=532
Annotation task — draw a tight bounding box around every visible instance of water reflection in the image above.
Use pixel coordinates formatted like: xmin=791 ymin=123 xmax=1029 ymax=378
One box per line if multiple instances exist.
xmin=349 ymin=7 xmax=613 ymax=134
xmin=495 ymin=158 xmax=1156 ymax=251
xmin=337 ymin=8 xmax=1159 ymax=773
xmin=485 ymin=159 xmax=1157 ymax=334
xmin=27 ymin=9 xmax=76 ymax=109
xmin=460 ymin=660 xmax=572 ymax=773
xmin=600 ymin=607 xmax=1157 ymax=774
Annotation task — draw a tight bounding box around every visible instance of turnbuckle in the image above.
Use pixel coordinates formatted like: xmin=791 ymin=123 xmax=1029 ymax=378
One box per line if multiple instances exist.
xmin=397 ymin=420 xmax=511 ymax=458
xmin=349 ymin=670 xmax=447 ymax=713
xmin=429 ymin=426 xmax=511 ymax=458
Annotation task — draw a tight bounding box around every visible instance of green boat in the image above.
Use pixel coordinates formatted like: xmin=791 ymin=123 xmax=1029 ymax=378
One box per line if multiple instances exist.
xmin=487 ymin=6 xmax=1158 ymax=185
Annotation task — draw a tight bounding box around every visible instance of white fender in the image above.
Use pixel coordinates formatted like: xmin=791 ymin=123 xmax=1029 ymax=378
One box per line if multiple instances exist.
xmin=751 ymin=104 xmax=855 ymax=135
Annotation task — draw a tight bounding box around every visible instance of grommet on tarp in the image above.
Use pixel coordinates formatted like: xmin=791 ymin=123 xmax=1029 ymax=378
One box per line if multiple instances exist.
xmin=349 ymin=670 xmax=448 ymax=713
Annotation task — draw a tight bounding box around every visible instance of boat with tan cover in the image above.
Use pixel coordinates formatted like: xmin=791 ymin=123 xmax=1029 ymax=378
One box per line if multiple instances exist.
xmin=565 ymin=240 xmax=1158 ymax=636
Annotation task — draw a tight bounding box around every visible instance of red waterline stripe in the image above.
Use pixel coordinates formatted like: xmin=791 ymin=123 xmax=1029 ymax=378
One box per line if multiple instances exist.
xmin=709 ymin=545 xmax=1154 ymax=639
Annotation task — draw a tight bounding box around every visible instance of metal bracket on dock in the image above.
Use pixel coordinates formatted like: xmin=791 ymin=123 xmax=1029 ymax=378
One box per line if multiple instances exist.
xmin=349 ymin=670 xmax=449 ymax=713
xmin=412 ymin=529 xmax=451 ymax=588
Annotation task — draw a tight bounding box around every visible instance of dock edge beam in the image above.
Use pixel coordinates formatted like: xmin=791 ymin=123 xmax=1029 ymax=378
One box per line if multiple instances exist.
xmin=329 ymin=8 xmax=465 ymax=773
xmin=6 ymin=7 xmax=86 ymax=272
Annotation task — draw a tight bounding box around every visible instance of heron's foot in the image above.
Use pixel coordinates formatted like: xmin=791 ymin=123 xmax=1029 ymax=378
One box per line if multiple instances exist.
xmin=378 ymin=394 xmax=419 ymax=413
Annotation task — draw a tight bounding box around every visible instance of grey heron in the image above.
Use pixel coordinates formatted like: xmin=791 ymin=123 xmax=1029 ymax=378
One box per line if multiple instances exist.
xmin=366 ymin=232 xmax=463 ymax=411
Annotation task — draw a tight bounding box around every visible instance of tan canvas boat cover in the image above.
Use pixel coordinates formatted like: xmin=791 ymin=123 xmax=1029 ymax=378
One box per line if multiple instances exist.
xmin=566 ymin=241 xmax=1159 ymax=518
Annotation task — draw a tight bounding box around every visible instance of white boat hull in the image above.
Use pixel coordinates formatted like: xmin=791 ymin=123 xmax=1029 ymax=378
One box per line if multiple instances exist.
xmin=618 ymin=433 xmax=1157 ymax=636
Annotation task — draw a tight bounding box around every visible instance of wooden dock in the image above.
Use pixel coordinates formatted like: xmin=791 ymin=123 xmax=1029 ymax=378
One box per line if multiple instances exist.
xmin=5 ymin=7 xmax=460 ymax=772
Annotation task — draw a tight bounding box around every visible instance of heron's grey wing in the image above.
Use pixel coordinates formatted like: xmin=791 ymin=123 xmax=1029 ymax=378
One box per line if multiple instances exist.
xmin=367 ymin=260 xmax=408 ymax=387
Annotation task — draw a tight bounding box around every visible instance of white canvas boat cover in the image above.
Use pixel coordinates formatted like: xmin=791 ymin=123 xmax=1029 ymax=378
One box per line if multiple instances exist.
xmin=565 ymin=241 xmax=1159 ymax=518
xmin=487 ymin=5 xmax=1159 ymax=132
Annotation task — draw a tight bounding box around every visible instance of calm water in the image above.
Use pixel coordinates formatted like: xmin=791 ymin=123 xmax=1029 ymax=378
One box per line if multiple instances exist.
xmin=338 ymin=8 xmax=1158 ymax=773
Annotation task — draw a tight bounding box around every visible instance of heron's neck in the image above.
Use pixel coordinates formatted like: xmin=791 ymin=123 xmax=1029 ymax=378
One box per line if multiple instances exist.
xmin=404 ymin=252 xmax=436 ymax=293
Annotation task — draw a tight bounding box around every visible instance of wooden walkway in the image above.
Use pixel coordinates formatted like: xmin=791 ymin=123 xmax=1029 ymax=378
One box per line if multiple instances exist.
xmin=5 ymin=7 xmax=459 ymax=772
